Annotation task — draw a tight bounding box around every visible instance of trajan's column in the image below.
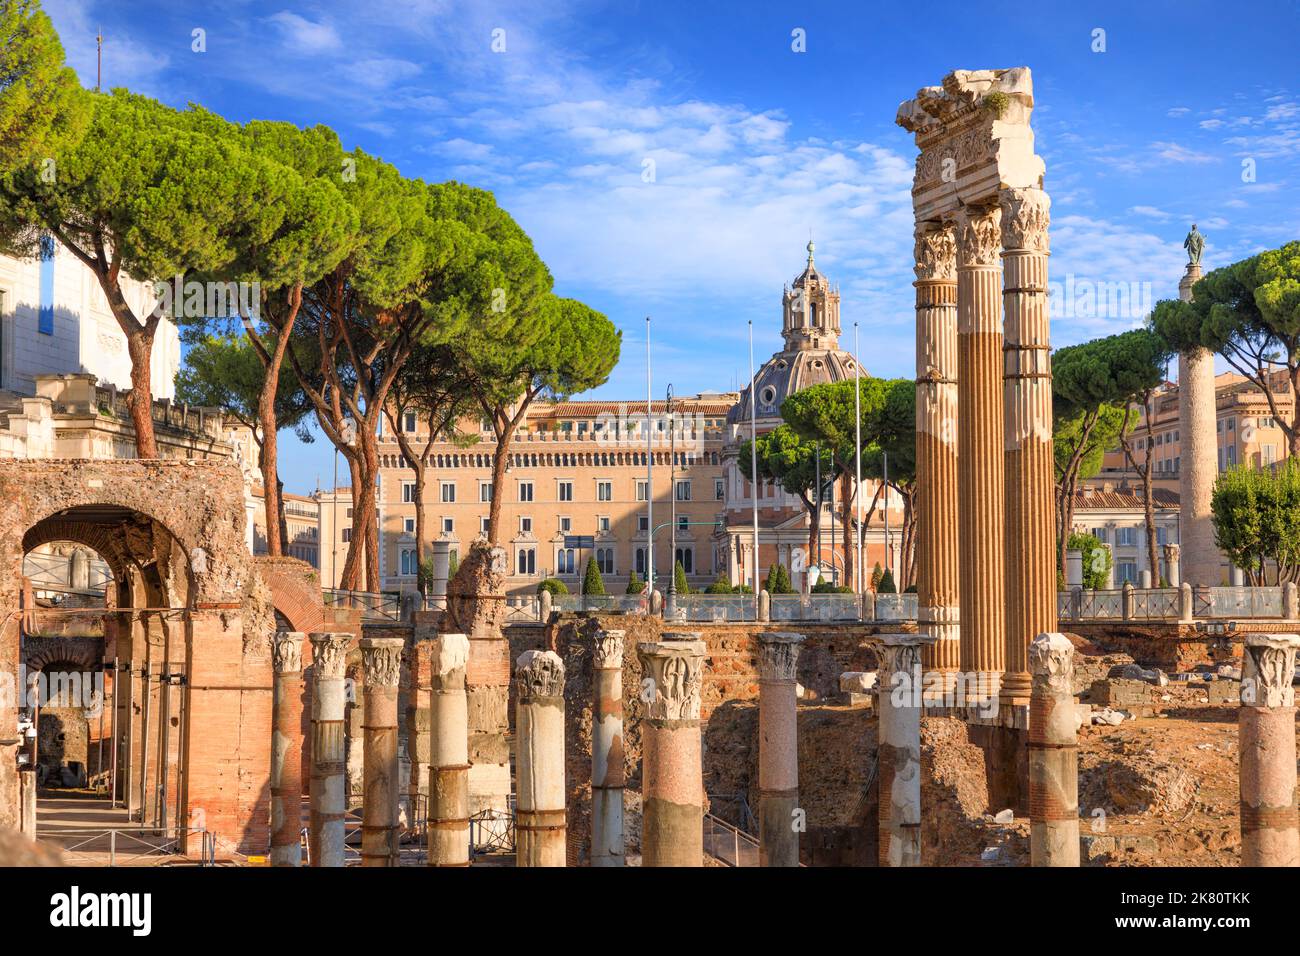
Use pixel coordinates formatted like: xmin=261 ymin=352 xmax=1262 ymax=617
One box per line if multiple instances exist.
xmin=898 ymin=69 xmax=1055 ymax=799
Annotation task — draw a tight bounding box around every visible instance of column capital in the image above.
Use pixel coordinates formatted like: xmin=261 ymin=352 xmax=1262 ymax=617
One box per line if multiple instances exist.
xmin=999 ymin=187 xmax=1051 ymax=254
xmin=954 ymin=204 xmax=1002 ymax=268
xmin=913 ymin=222 xmax=956 ymax=282
xmin=515 ymin=649 xmax=565 ymax=700
xmin=1243 ymin=633 xmax=1300 ymax=708
xmin=757 ymin=631 xmax=805 ymax=682
xmin=637 ymin=634 xmax=706 ymax=721
xmin=272 ymin=631 xmax=305 ymax=674
xmin=1028 ymin=632 xmax=1074 ymax=694
xmin=593 ymin=629 xmax=626 ymax=669
xmin=308 ymin=632 xmax=352 ymax=680
xmin=878 ymin=632 xmax=926 ymax=676
xmin=431 ymin=633 xmax=470 ymax=677
xmin=359 ymin=636 xmax=405 ymax=688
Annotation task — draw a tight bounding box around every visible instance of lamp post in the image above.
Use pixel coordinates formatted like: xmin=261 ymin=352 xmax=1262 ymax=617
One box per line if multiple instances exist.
xmin=667 ymin=384 xmax=677 ymax=619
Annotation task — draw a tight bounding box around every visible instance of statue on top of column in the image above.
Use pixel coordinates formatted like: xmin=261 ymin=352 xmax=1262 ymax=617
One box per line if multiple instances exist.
xmin=1184 ymin=224 xmax=1204 ymax=266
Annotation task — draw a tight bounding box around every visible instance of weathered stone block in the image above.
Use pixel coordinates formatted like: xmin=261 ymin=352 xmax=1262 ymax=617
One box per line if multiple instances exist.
xmin=1089 ymin=678 xmax=1150 ymax=709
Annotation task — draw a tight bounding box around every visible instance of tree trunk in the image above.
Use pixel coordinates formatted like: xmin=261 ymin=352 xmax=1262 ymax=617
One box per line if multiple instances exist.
xmin=356 ymin=427 xmax=381 ymax=593
xmin=840 ymin=472 xmax=853 ymax=590
xmin=340 ymin=452 xmax=365 ymax=591
xmin=488 ymin=424 xmax=512 ymax=546
xmin=125 ymin=329 xmax=159 ymax=459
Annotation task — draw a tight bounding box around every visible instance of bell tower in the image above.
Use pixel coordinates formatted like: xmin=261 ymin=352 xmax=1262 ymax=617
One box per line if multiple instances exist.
xmin=781 ymin=239 xmax=842 ymax=351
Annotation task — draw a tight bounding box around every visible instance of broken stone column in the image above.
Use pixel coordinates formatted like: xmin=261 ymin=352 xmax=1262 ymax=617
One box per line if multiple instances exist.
xmin=955 ymin=204 xmax=1007 ymax=704
xmin=270 ymin=631 xmax=305 ymax=867
xmin=359 ymin=636 xmax=404 ymax=867
xmin=878 ymin=633 xmax=925 ymax=867
xmin=515 ymin=650 xmax=566 ymax=867
xmin=1000 ymin=187 xmax=1055 ymax=705
xmin=637 ymin=633 xmax=706 ymax=867
xmin=1239 ymin=633 xmax=1300 ymax=867
xmin=428 ymin=633 xmax=470 ymax=868
xmin=914 ymin=223 xmax=961 ymax=696
xmin=758 ymin=631 xmax=804 ymax=867
xmin=591 ymin=628 xmax=625 ymax=867
xmin=308 ymin=632 xmax=350 ymax=868
xmin=1028 ymin=632 xmax=1079 ymax=867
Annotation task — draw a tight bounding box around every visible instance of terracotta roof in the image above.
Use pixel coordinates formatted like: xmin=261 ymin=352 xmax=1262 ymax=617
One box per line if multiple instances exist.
xmin=1073 ymin=487 xmax=1180 ymax=509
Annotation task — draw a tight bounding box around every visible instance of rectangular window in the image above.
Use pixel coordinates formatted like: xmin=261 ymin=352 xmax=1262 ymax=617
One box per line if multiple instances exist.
xmin=675 ymin=480 xmax=691 ymax=501
xmin=1116 ymin=561 xmax=1138 ymax=584
xmin=480 ymin=516 xmax=490 ymax=535
xmin=558 ymin=481 xmax=573 ymax=502
xmin=517 ymin=548 xmax=536 ymax=575
xmin=400 ymin=548 xmax=417 ymax=575
xmin=404 ymin=517 xmax=416 ymax=534
xmin=520 ymin=516 xmax=533 ymax=534
xmin=480 ymin=483 xmax=493 ymax=503
xmin=341 ymin=527 xmax=352 ymax=543
xmin=519 ymin=482 xmax=534 ymax=503
xmin=560 ymin=516 xmax=572 ymax=533
xmin=636 ymin=480 xmax=649 ymax=502
xmin=556 ymin=548 xmax=576 ymax=574
xmin=715 ymin=478 xmax=725 ymax=501
xmin=442 ymin=517 xmax=454 ymax=534
xmin=38 ymin=235 xmax=55 ymax=336
xmin=440 ymin=482 xmax=456 ymax=503
xmin=1092 ymin=527 xmax=1108 ymax=544
xmin=598 ymin=516 xmax=610 ymax=533
xmin=635 ymin=547 xmax=647 ymax=576
xmin=638 ymin=515 xmax=649 ymax=532
xmin=677 ymin=515 xmax=689 ymax=532
xmin=403 ymin=411 xmax=417 ymax=433
xmin=597 ymin=547 xmax=614 ymax=575
xmin=597 ymin=481 xmax=612 ymax=502
xmin=1116 ymin=527 xmax=1136 ymax=547
xmin=402 ymin=482 xmax=417 ymax=504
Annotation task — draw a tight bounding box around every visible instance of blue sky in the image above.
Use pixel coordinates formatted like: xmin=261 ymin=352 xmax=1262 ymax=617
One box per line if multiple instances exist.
xmin=43 ymin=0 xmax=1300 ymax=493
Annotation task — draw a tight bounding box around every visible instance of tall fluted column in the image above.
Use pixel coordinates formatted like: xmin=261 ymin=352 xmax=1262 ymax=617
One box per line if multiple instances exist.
xmin=914 ymin=223 xmax=961 ymax=697
xmin=956 ymin=203 xmax=1006 ymax=704
xmin=308 ymin=632 xmax=350 ymax=867
xmin=1028 ymin=632 xmax=1079 ymax=866
xmin=359 ymin=636 xmax=404 ymax=866
xmin=270 ymin=632 xmax=305 ymax=867
xmin=428 ymin=633 xmax=470 ymax=867
xmin=515 ymin=650 xmax=567 ymax=867
xmin=878 ymin=633 xmax=924 ymax=866
xmin=637 ymin=633 xmax=706 ymax=867
xmin=1178 ymin=262 xmax=1221 ymax=587
xmin=591 ymin=629 xmax=625 ymax=867
xmin=1001 ymin=188 xmax=1056 ymax=704
xmin=1239 ymin=633 xmax=1300 ymax=867
xmin=758 ymin=631 xmax=804 ymax=867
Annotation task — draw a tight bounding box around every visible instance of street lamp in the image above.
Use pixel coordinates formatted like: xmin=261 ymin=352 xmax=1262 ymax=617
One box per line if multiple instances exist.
xmin=667 ymin=384 xmax=677 ymax=618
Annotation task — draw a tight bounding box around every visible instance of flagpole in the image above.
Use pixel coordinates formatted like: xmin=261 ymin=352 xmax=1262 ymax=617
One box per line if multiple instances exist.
xmin=748 ymin=320 xmax=761 ymax=615
xmin=646 ymin=316 xmax=654 ymax=599
xmin=854 ymin=321 xmax=863 ymax=596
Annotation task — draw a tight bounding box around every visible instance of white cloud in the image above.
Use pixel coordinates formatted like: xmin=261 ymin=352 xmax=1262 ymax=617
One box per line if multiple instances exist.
xmin=1152 ymin=141 xmax=1218 ymax=164
xmin=266 ymin=11 xmax=343 ymax=55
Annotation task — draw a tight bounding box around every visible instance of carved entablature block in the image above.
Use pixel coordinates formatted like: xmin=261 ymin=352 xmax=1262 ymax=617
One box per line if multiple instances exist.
xmin=360 ymin=637 xmax=405 ymax=688
xmin=516 ymin=649 xmax=566 ymax=700
xmin=897 ymin=67 xmax=1045 ymax=222
xmin=1028 ymin=632 xmax=1074 ymax=695
xmin=272 ymin=631 xmax=305 ymax=674
xmin=593 ymin=629 xmax=626 ymax=669
xmin=308 ymin=632 xmax=352 ymax=681
xmin=637 ymin=635 xmax=707 ymax=721
xmin=757 ymin=631 xmax=805 ymax=682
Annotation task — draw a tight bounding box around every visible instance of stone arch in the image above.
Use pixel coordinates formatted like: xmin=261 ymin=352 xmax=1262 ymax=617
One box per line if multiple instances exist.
xmin=252 ymin=555 xmax=325 ymax=634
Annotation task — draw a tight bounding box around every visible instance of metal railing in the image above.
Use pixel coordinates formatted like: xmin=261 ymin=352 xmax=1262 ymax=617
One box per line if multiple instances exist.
xmin=1058 ymin=585 xmax=1290 ymax=622
xmin=322 ymin=588 xmax=401 ymax=621
xmin=673 ymin=593 xmax=759 ymax=622
xmin=469 ymin=797 xmax=515 ymax=858
xmin=703 ymin=813 xmax=760 ymax=867
xmin=36 ymin=825 xmax=215 ymax=866
xmin=552 ymin=594 xmax=649 ymax=614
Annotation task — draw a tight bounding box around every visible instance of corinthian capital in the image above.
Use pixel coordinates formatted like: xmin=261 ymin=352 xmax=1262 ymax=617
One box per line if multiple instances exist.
xmin=360 ymin=637 xmax=404 ymax=688
xmin=1028 ymin=632 xmax=1074 ymax=695
xmin=913 ymin=223 xmax=956 ymax=282
xmin=999 ymin=187 xmax=1051 ymax=254
xmin=878 ymin=632 xmax=924 ymax=678
xmin=637 ymin=635 xmax=706 ymax=721
xmin=308 ymin=632 xmax=352 ymax=680
xmin=1242 ymin=633 xmax=1300 ymax=708
xmin=593 ymin=629 xmax=626 ymax=669
xmin=757 ymin=631 xmax=805 ymax=682
xmin=955 ymin=204 xmax=1002 ymax=267
xmin=516 ymin=649 xmax=566 ymax=700
xmin=272 ymin=631 xmax=305 ymax=673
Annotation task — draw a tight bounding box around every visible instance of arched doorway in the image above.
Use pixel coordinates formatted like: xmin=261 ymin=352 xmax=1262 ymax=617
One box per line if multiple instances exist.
xmin=0 ymin=460 xmax=265 ymax=858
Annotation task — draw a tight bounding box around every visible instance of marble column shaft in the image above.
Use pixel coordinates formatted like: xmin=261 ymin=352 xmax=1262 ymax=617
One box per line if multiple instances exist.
xmin=638 ymin=633 xmax=706 ymax=867
xmin=1178 ymin=263 xmax=1221 ymax=587
xmin=1239 ymin=633 xmax=1300 ymax=867
xmin=1028 ymin=632 xmax=1079 ymax=866
xmin=1001 ymin=188 xmax=1056 ymax=703
xmin=359 ymin=636 xmax=404 ymax=867
xmin=956 ymin=204 xmax=1007 ymax=703
xmin=515 ymin=650 xmax=567 ymax=867
xmin=591 ymin=629 xmax=625 ymax=867
xmin=758 ymin=631 xmax=804 ymax=867
xmin=878 ymin=633 xmax=925 ymax=866
xmin=308 ymin=632 xmax=350 ymax=867
xmin=914 ymin=223 xmax=961 ymax=688
xmin=428 ymin=633 xmax=470 ymax=867
xmin=270 ymin=632 xmax=305 ymax=867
